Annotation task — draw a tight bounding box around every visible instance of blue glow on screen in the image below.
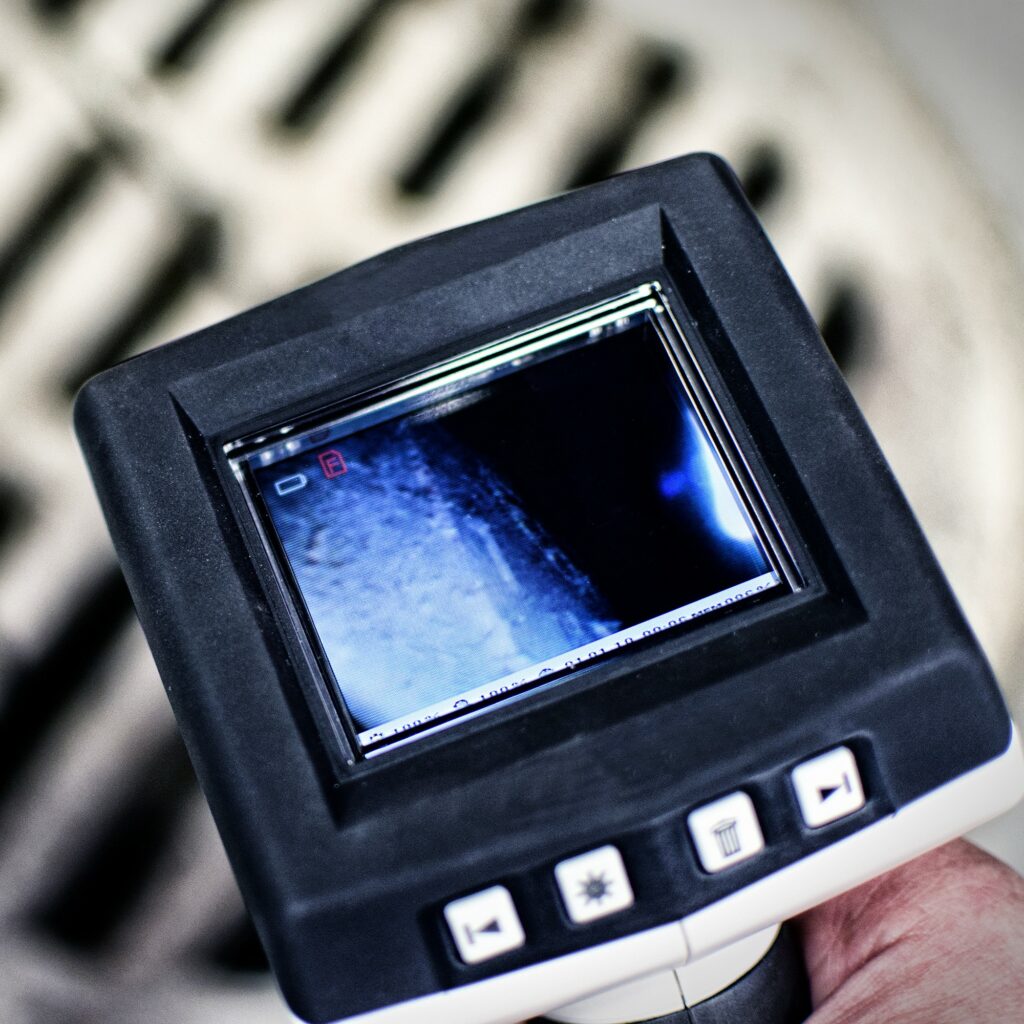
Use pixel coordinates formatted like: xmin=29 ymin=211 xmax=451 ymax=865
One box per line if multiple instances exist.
xmin=661 ymin=410 xmax=764 ymax=545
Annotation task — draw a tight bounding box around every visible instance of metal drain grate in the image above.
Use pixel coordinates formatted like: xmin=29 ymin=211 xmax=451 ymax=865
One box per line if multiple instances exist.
xmin=1 ymin=1 xmax=1022 ymax=1020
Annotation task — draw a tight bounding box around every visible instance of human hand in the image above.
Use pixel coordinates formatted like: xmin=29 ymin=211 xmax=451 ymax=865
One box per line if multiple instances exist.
xmin=799 ymin=839 xmax=1024 ymax=1023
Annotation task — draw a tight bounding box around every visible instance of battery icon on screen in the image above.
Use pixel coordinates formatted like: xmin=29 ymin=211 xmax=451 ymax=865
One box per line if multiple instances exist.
xmin=274 ymin=473 xmax=308 ymax=496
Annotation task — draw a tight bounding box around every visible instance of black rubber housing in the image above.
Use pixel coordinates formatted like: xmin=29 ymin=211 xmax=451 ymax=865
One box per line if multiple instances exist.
xmin=686 ymin=923 xmax=810 ymax=1024
xmin=73 ymin=154 xmax=1014 ymax=1023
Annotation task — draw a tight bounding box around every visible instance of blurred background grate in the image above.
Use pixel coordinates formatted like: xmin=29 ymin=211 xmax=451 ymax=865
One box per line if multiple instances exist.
xmin=0 ymin=0 xmax=1022 ymax=1020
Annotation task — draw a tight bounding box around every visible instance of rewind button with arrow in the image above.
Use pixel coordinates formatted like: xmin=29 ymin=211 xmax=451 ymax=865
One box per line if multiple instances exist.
xmin=465 ymin=917 xmax=503 ymax=943
xmin=444 ymin=885 xmax=526 ymax=964
xmin=792 ymin=746 xmax=866 ymax=828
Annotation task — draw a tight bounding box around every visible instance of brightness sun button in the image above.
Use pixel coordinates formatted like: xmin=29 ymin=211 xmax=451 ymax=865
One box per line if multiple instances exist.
xmin=579 ymin=871 xmax=613 ymax=905
xmin=556 ymin=846 xmax=634 ymax=924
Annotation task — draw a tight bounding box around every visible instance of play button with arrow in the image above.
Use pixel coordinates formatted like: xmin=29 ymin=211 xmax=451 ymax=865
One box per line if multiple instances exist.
xmin=817 ymin=773 xmax=853 ymax=804
xmin=792 ymin=747 xmax=866 ymax=829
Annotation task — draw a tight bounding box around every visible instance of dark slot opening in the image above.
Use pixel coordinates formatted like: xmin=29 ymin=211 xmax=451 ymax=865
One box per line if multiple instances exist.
xmin=33 ymin=731 xmax=199 ymax=950
xmin=152 ymin=0 xmax=234 ymax=74
xmin=31 ymin=0 xmax=88 ymax=18
xmin=397 ymin=61 xmax=510 ymax=197
xmin=563 ymin=45 xmax=686 ymax=191
xmin=277 ymin=0 xmax=400 ymax=132
xmin=0 ymin=480 xmax=28 ymax=552
xmin=0 ymin=150 xmax=102 ymax=313
xmin=206 ymin=912 xmax=271 ymax=973
xmin=739 ymin=141 xmax=785 ymax=211
xmin=397 ymin=0 xmax=582 ymax=197
xmin=62 ymin=213 xmax=220 ymax=398
xmin=0 ymin=564 xmax=134 ymax=806
xmin=819 ymin=279 xmax=872 ymax=375
xmin=516 ymin=0 xmax=583 ymax=35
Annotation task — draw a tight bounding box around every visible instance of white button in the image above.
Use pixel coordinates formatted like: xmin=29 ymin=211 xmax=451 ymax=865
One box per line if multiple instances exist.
xmin=792 ymin=746 xmax=865 ymax=828
xmin=688 ymin=792 xmax=765 ymax=873
xmin=555 ymin=845 xmax=635 ymax=924
xmin=443 ymin=885 xmax=525 ymax=964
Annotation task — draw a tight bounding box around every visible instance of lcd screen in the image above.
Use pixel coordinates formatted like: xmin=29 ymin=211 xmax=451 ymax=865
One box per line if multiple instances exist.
xmin=236 ymin=291 xmax=784 ymax=754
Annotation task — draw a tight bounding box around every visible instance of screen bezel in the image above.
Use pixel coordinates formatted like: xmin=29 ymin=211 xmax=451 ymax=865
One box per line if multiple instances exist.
xmin=226 ymin=282 xmax=800 ymax=759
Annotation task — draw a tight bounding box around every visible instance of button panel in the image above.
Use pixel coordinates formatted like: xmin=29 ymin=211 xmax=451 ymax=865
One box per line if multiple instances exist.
xmin=444 ymin=885 xmax=525 ymax=964
xmin=555 ymin=844 xmax=635 ymax=924
xmin=792 ymin=746 xmax=865 ymax=828
xmin=687 ymin=791 xmax=765 ymax=873
xmin=439 ymin=742 xmax=870 ymax=967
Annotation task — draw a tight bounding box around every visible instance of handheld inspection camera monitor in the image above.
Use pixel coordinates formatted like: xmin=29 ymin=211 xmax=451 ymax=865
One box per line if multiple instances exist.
xmin=75 ymin=154 xmax=1023 ymax=1024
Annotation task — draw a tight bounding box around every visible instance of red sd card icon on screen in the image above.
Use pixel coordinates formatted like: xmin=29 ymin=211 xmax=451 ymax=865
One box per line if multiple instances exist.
xmin=318 ymin=449 xmax=347 ymax=479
